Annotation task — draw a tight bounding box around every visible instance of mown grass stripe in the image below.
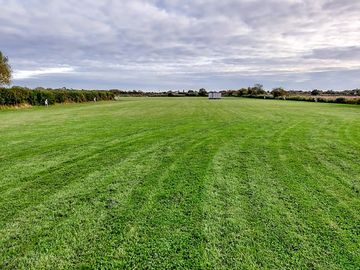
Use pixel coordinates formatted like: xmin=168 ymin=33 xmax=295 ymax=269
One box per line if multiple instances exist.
xmin=0 ymin=98 xmax=359 ymax=269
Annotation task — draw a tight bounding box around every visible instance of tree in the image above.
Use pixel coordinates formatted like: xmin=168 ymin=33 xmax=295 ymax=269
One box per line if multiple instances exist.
xmin=250 ymin=84 xmax=266 ymax=95
xmin=0 ymin=51 xmax=12 ymax=86
xmin=186 ymin=90 xmax=197 ymax=96
xmin=271 ymin=87 xmax=287 ymax=98
xmin=237 ymin=88 xmax=248 ymax=96
xmin=254 ymin=83 xmax=264 ymax=91
xmin=198 ymin=88 xmax=207 ymax=96
xmin=311 ymin=89 xmax=321 ymax=96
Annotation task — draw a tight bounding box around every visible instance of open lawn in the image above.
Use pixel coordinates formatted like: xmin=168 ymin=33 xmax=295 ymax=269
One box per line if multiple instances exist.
xmin=0 ymin=98 xmax=359 ymax=269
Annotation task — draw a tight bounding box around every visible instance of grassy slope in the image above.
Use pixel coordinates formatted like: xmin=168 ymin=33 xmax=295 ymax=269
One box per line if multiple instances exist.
xmin=0 ymin=98 xmax=359 ymax=269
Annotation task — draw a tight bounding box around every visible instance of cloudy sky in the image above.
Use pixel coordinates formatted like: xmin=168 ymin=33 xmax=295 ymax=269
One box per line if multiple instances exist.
xmin=1 ymin=0 xmax=360 ymax=90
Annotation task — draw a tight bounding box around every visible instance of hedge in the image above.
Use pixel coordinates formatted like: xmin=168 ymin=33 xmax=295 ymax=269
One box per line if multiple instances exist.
xmin=0 ymin=87 xmax=115 ymax=106
xmin=239 ymin=95 xmax=360 ymax=105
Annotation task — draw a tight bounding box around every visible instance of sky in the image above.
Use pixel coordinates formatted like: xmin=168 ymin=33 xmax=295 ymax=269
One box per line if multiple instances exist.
xmin=1 ymin=0 xmax=360 ymax=91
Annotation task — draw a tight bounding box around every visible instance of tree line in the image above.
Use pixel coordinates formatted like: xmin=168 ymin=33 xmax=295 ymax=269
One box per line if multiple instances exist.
xmin=220 ymin=84 xmax=360 ymax=104
xmin=1 ymin=85 xmax=359 ymax=107
xmin=220 ymin=84 xmax=360 ymax=98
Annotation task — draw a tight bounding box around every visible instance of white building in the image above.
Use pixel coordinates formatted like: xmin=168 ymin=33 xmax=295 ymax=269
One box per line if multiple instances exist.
xmin=208 ymin=92 xmax=221 ymax=99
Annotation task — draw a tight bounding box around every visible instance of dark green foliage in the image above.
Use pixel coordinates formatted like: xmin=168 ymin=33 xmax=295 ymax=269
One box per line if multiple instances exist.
xmin=236 ymin=88 xmax=248 ymax=96
xmin=198 ymin=88 xmax=207 ymax=96
xmin=251 ymin=83 xmax=266 ymax=95
xmin=234 ymin=84 xmax=267 ymax=97
xmin=0 ymin=88 xmax=23 ymax=105
xmin=185 ymin=90 xmax=198 ymax=96
xmin=1 ymin=85 xmax=359 ymax=107
xmin=284 ymin=95 xmax=360 ymax=104
xmin=335 ymin=97 xmax=346 ymax=104
xmin=311 ymin=89 xmax=321 ymax=95
xmin=27 ymin=90 xmax=55 ymax=105
xmin=235 ymin=94 xmax=360 ymax=105
xmin=0 ymin=86 xmax=115 ymax=106
xmin=271 ymin=87 xmax=287 ymax=97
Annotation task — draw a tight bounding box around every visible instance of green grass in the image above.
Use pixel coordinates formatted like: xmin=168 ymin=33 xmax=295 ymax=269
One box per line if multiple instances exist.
xmin=0 ymin=97 xmax=359 ymax=269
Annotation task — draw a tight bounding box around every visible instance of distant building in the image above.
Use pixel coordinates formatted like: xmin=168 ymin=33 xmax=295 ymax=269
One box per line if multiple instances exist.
xmin=208 ymin=92 xmax=221 ymax=99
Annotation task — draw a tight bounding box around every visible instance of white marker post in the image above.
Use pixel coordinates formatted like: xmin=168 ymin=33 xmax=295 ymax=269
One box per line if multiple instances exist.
xmin=45 ymin=99 xmax=48 ymax=107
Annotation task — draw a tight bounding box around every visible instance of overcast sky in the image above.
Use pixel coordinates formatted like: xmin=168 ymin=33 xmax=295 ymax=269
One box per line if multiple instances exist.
xmin=1 ymin=0 xmax=360 ymax=90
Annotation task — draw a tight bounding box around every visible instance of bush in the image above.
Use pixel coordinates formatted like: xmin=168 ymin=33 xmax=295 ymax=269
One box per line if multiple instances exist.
xmin=271 ymin=87 xmax=287 ymax=98
xmin=311 ymin=89 xmax=321 ymax=96
xmin=335 ymin=97 xmax=346 ymax=104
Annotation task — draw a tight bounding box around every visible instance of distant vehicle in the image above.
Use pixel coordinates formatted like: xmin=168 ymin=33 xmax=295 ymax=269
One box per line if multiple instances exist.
xmin=208 ymin=92 xmax=221 ymax=99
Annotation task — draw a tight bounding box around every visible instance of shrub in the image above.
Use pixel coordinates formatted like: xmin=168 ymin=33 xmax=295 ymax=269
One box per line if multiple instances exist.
xmin=271 ymin=87 xmax=287 ymax=98
xmin=311 ymin=89 xmax=321 ymax=96
xmin=335 ymin=97 xmax=346 ymax=104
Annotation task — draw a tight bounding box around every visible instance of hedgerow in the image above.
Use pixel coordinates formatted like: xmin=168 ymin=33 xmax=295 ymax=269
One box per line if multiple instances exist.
xmin=0 ymin=87 xmax=115 ymax=106
xmin=236 ymin=94 xmax=360 ymax=105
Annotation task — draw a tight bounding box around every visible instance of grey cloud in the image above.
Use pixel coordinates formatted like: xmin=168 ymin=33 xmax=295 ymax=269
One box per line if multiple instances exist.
xmin=306 ymin=46 xmax=360 ymax=60
xmin=0 ymin=0 xmax=359 ymax=90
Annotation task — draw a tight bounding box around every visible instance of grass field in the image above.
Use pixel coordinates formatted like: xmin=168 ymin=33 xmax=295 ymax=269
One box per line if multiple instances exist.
xmin=0 ymin=98 xmax=359 ymax=269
